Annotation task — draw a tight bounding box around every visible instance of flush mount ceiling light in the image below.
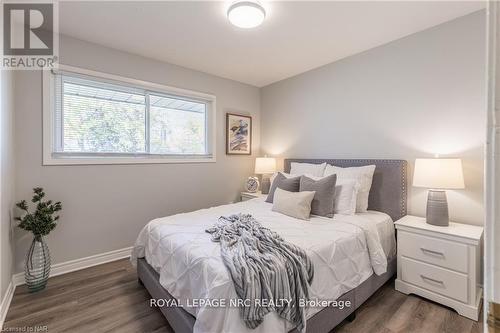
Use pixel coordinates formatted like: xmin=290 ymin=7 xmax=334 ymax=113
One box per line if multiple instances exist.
xmin=227 ymin=1 xmax=266 ymax=29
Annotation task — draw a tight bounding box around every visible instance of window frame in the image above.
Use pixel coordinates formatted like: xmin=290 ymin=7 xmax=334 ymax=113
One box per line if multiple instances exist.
xmin=43 ymin=65 xmax=216 ymax=165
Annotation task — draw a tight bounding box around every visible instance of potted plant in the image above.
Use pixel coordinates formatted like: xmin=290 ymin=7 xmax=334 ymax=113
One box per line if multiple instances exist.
xmin=15 ymin=187 xmax=62 ymax=292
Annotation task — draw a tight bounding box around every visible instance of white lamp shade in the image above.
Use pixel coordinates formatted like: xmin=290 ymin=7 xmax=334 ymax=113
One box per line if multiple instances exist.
xmin=255 ymin=157 xmax=276 ymax=174
xmin=413 ymin=158 xmax=465 ymax=189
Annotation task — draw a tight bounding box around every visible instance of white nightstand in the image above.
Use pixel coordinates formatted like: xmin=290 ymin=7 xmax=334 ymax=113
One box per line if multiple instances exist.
xmin=240 ymin=191 xmax=266 ymax=201
xmin=395 ymin=215 xmax=483 ymax=320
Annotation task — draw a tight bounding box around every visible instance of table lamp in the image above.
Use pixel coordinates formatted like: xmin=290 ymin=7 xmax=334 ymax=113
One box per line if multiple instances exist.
xmin=413 ymin=158 xmax=465 ymax=226
xmin=255 ymin=157 xmax=276 ymax=194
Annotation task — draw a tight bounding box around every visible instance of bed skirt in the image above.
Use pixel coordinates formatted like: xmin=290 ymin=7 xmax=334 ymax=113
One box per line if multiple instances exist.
xmin=137 ymin=256 xmax=397 ymax=333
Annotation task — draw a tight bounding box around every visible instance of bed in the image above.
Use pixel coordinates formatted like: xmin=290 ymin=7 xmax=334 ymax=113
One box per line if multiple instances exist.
xmin=132 ymin=158 xmax=407 ymax=333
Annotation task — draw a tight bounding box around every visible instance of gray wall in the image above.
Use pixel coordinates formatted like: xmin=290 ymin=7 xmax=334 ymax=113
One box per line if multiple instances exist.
xmin=1 ymin=69 xmax=15 ymax=298
xmin=13 ymin=36 xmax=261 ymax=273
xmin=261 ymin=11 xmax=486 ymax=225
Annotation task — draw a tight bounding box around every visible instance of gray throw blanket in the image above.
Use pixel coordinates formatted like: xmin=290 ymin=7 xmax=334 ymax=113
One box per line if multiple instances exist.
xmin=206 ymin=214 xmax=314 ymax=332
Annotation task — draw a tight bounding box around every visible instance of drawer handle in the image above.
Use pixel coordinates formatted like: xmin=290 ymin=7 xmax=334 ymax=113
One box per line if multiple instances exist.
xmin=420 ymin=247 xmax=444 ymax=257
xmin=420 ymin=275 xmax=444 ymax=285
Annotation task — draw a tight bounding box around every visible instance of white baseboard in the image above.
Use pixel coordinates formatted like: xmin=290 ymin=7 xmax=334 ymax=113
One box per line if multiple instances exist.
xmin=0 ymin=281 xmax=15 ymax=329
xmin=12 ymin=246 xmax=133 ymax=286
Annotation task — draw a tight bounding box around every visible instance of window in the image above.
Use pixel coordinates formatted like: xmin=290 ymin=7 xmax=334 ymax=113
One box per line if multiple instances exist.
xmin=43 ymin=65 xmax=216 ymax=165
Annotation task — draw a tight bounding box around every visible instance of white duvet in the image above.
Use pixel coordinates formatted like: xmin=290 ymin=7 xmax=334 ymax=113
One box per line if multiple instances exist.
xmin=132 ymin=197 xmax=396 ymax=333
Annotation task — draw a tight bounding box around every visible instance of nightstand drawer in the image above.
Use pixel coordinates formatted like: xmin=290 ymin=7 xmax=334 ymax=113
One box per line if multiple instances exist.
xmin=401 ymin=257 xmax=468 ymax=303
xmin=398 ymin=230 xmax=468 ymax=273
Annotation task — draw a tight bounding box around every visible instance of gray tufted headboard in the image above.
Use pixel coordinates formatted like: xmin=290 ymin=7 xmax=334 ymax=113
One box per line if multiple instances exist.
xmin=284 ymin=159 xmax=408 ymax=222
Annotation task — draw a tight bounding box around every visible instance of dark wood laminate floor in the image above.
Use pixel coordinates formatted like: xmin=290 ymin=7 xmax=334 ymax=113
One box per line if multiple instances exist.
xmin=4 ymin=259 xmax=483 ymax=333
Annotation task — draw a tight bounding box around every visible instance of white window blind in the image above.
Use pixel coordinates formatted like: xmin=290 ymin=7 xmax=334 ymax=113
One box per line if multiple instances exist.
xmin=45 ymin=67 xmax=215 ymax=165
xmin=56 ymin=75 xmax=147 ymax=154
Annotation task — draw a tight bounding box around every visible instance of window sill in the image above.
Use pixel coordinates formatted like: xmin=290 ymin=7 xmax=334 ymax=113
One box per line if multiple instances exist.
xmin=43 ymin=154 xmax=216 ymax=165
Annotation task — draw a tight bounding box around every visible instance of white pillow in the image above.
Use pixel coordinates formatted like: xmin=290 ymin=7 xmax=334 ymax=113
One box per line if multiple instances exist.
xmin=334 ymin=180 xmax=359 ymax=215
xmin=272 ymin=188 xmax=315 ymax=220
xmin=324 ymin=164 xmax=376 ymax=212
xmin=290 ymin=162 xmax=326 ymax=177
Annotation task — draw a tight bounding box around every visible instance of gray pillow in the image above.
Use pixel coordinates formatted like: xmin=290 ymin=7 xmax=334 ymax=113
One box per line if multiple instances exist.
xmin=265 ymin=172 xmax=301 ymax=203
xmin=299 ymin=174 xmax=337 ymax=217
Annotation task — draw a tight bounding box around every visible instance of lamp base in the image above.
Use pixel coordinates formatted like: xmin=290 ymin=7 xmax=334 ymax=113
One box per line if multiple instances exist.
xmin=261 ymin=175 xmax=271 ymax=194
xmin=426 ymin=190 xmax=449 ymax=227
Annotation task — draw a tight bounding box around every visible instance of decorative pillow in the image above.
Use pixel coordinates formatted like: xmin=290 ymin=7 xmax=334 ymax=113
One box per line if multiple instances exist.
xmin=272 ymin=188 xmax=316 ymax=220
xmin=324 ymin=164 xmax=376 ymax=212
xmin=299 ymin=174 xmax=337 ymax=218
xmin=270 ymin=172 xmax=316 ymax=188
xmin=265 ymin=172 xmax=301 ymax=203
xmin=290 ymin=162 xmax=327 ymax=177
xmin=270 ymin=172 xmax=292 ymax=188
xmin=276 ymin=173 xmax=358 ymax=216
xmin=334 ymin=179 xmax=359 ymax=215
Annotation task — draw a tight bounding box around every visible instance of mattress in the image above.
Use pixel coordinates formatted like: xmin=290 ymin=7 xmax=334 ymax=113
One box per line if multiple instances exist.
xmin=132 ymin=197 xmax=396 ymax=333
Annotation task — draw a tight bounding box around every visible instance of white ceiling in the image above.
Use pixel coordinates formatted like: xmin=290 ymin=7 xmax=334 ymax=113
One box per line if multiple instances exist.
xmin=59 ymin=1 xmax=486 ymax=87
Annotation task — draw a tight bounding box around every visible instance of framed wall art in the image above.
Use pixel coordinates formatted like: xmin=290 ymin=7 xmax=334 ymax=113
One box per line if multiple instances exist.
xmin=226 ymin=113 xmax=252 ymax=155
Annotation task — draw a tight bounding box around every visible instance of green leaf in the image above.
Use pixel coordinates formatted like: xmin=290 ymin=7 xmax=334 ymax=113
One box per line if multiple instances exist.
xmin=15 ymin=188 xmax=62 ymax=237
